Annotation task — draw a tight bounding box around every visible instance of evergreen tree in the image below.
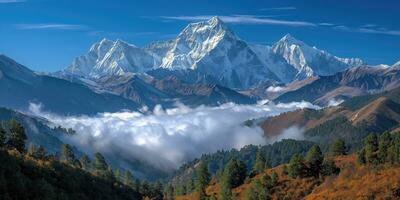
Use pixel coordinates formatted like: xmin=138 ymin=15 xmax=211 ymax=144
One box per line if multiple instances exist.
xmin=364 ymin=133 xmax=379 ymax=165
xmin=0 ymin=124 xmax=6 ymax=146
xmin=93 ymin=152 xmax=109 ymax=178
xmin=378 ymin=132 xmax=392 ymax=163
xmin=357 ymin=148 xmax=366 ymax=164
xmin=79 ymin=154 xmax=91 ymax=171
xmin=60 ymin=144 xmax=76 ymax=165
xmin=329 ymin=138 xmax=347 ymax=156
xmin=124 ymin=170 xmax=134 ymax=187
xmin=253 ymin=150 xmax=266 ymax=175
xmin=195 ymin=160 xmax=210 ymax=200
xmin=305 ymin=145 xmax=323 ymax=177
xmin=151 ymin=181 xmax=163 ymax=200
xmin=321 ymin=159 xmax=340 ymax=176
xmin=36 ymin=145 xmax=46 ymax=159
xmin=27 ymin=143 xmax=46 ymax=159
xmin=245 ymin=179 xmax=270 ymax=200
xmin=288 ymin=154 xmax=305 ymax=178
xmin=270 ymin=172 xmax=278 ymax=187
xmin=394 ymin=133 xmax=400 ymax=163
xmin=94 ymin=152 xmax=108 ymax=171
xmin=219 ymin=159 xmax=247 ymax=200
xmin=165 ymin=184 xmax=174 ymax=200
xmin=7 ymin=120 xmax=27 ymax=152
xmin=186 ymin=178 xmax=195 ymax=193
xmin=114 ymin=169 xmax=121 ymax=180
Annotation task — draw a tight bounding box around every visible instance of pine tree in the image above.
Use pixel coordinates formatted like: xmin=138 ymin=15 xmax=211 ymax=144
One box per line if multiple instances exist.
xmin=165 ymin=184 xmax=174 ymax=200
xmin=123 ymin=170 xmax=134 ymax=187
xmin=195 ymin=160 xmax=210 ymax=200
xmin=79 ymin=154 xmax=91 ymax=171
xmin=270 ymin=172 xmax=278 ymax=187
xmin=329 ymin=138 xmax=347 ymax=156
xmin=378 ymin=132 xmax=392 ymax=163
xmin=394 ymin=133 xmax=400 ymax=163
xmin=245 ymin=179 xmax=270 ymax=200
xmin=253 ymin=150 xmax=266 ymax=175
xmin=364 ymin=133 xmax=379 ymax=165
xmin=357 ymin=148 xmax=366 ymax=164
xmin=27 ymin=143 xmax=46 ymax=159
xmin=7 ymin=120 xmax=27 ymax=152
xmin=0 ymin=124 xmax=6 ymax=146
xmin=305 ymin=145 xmax=323 ymax=177
xmin=93 ymin=152 xmax=108 ymax=177
xmin=288 ymin=154 xmax=305 ymax=178
xmin=219 ymin=159 xmax=246 ymax=200
xmin=321 ymin=159 xmax=340 ymax=176
xmin=60 ymin=144 xmax=76 ymax=165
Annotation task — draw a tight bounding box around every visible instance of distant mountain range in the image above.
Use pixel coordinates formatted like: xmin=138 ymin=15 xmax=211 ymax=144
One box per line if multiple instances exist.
xmin=0 ymin=55 xmax=139 ymax=115
xmin=274 ymin=64 xmax=400 ymax=105
xmin=262 ymin=85 xmax=400 ymax=149
xmin=58 ymin=16 xmax=364 ymax=90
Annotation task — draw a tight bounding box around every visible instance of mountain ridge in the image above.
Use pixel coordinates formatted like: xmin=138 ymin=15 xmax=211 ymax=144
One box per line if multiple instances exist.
xmin=58 ymin=16 xmax=364 ymax=89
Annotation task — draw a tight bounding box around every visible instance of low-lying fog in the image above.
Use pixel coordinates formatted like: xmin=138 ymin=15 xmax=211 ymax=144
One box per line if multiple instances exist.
xmin=29 ymin=101 xmax=319 ymax=171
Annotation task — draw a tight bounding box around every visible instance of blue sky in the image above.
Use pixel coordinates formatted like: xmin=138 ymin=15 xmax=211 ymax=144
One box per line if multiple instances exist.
xmin=0 ymin=0 xmax=399 ymax=72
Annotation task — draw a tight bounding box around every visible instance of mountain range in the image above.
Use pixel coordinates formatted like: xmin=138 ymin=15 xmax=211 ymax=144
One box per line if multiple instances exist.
xmin=58 ymin=16 xmax=365 ymax=90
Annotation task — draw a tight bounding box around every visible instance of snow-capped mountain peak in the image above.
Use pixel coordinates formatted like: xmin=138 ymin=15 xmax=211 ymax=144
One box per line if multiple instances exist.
xmin=64 ymin=39 xmax=158 ymax=78
xmin=272 ymin=34 xmax=363 ymax=79
xmin=160 ymin=16 xmax=237 ymax=70
xmin=60 ymin=17 xmax=365 ymax=89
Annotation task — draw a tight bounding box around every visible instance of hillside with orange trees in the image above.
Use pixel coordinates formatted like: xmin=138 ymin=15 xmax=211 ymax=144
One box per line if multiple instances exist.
xmin=176 ymin=155 xmax=400 ymax=200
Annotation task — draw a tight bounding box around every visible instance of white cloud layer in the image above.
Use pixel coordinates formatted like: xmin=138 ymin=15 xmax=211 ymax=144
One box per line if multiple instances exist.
xmin=29 ymin=101 xmax=318 ymax=171
xmin=14 ymin=23 xmax=87 ymax=30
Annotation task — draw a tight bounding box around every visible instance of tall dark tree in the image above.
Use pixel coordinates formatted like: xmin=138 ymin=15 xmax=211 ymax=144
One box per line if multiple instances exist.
xmin=124 ymin=170 xmax=134 ymax=187
xmin=0 ymin=124 xmax=6 ymax=146
xmin=270 ymin=172 xmax=278 ymax=187
xmin=305 ymin=145 xmax=323 ymax=177
xmin=7 ymin=120 xmax=27 ymax=152
xmin=60 ymin=144 xmax=76 ymax=165
xmin=321 ymin=159 xmax=340 ymax=176
xmin=27 ymin=143 xmax=46 ymax=159
xmin=329 ymin=138 xmax=347 ymax=156
xmin=357 ymin=148 xmax=366 ymax=164
xmin=79 ymin=154 xmax=91 ymax=171
xmin=253 ymin=150 xmax=266 ymax=175
xmin=245 ymin=179 xmax=270 ymax=200
xmin=196 ymin=160 xmax=210 ymax=200
xmin=219 ymin=159 xmax=247 ymax=200
xmin=378 ymin=132 xmax=392 ymax=163
xmin=288 ymin=154 xmax=305 ymax=178
xmin=93 ymin=152 xmax=109 ymax=177
xmin=364 ymin=133 xmax=379 ymax=165
xmin=165 ymin=184 xmax=175 ymax=200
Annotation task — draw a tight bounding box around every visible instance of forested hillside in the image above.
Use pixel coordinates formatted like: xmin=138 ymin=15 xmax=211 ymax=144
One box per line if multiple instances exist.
xmin=174 ymin=132 xmax=400 ymax=200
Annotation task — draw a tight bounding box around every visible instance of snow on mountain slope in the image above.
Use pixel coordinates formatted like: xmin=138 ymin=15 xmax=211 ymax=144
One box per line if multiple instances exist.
xmin=249 ymin=44 xmax=297 ymax=83
xmin=61 ymin=17 xmax=366 ymax=89
xmin=159 ymin=16 xmax=280 ymax=88
xmin=272 ymin=34 xmax=364 ymax=79
xmin=64 ymin=39 xmax=158 ymax=78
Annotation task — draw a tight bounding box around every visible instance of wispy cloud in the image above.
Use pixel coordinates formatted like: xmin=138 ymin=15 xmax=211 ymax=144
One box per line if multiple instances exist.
xmin=260 ymin=6 xmax=296 ymax=11
xmin=357 ymin=27 xmax=400 ymax=36
xmin=0 ymin=0 xmax=25 ymax=3
xmin=14 ymin=23 xmax=88 ymax=30
xmin=333 ymin=24 xmax=400 ymax=36
xmin=160 ymin=15 xmax=316 ymax=27
xmin=318 ymin=22 xmax=335 ymax=26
